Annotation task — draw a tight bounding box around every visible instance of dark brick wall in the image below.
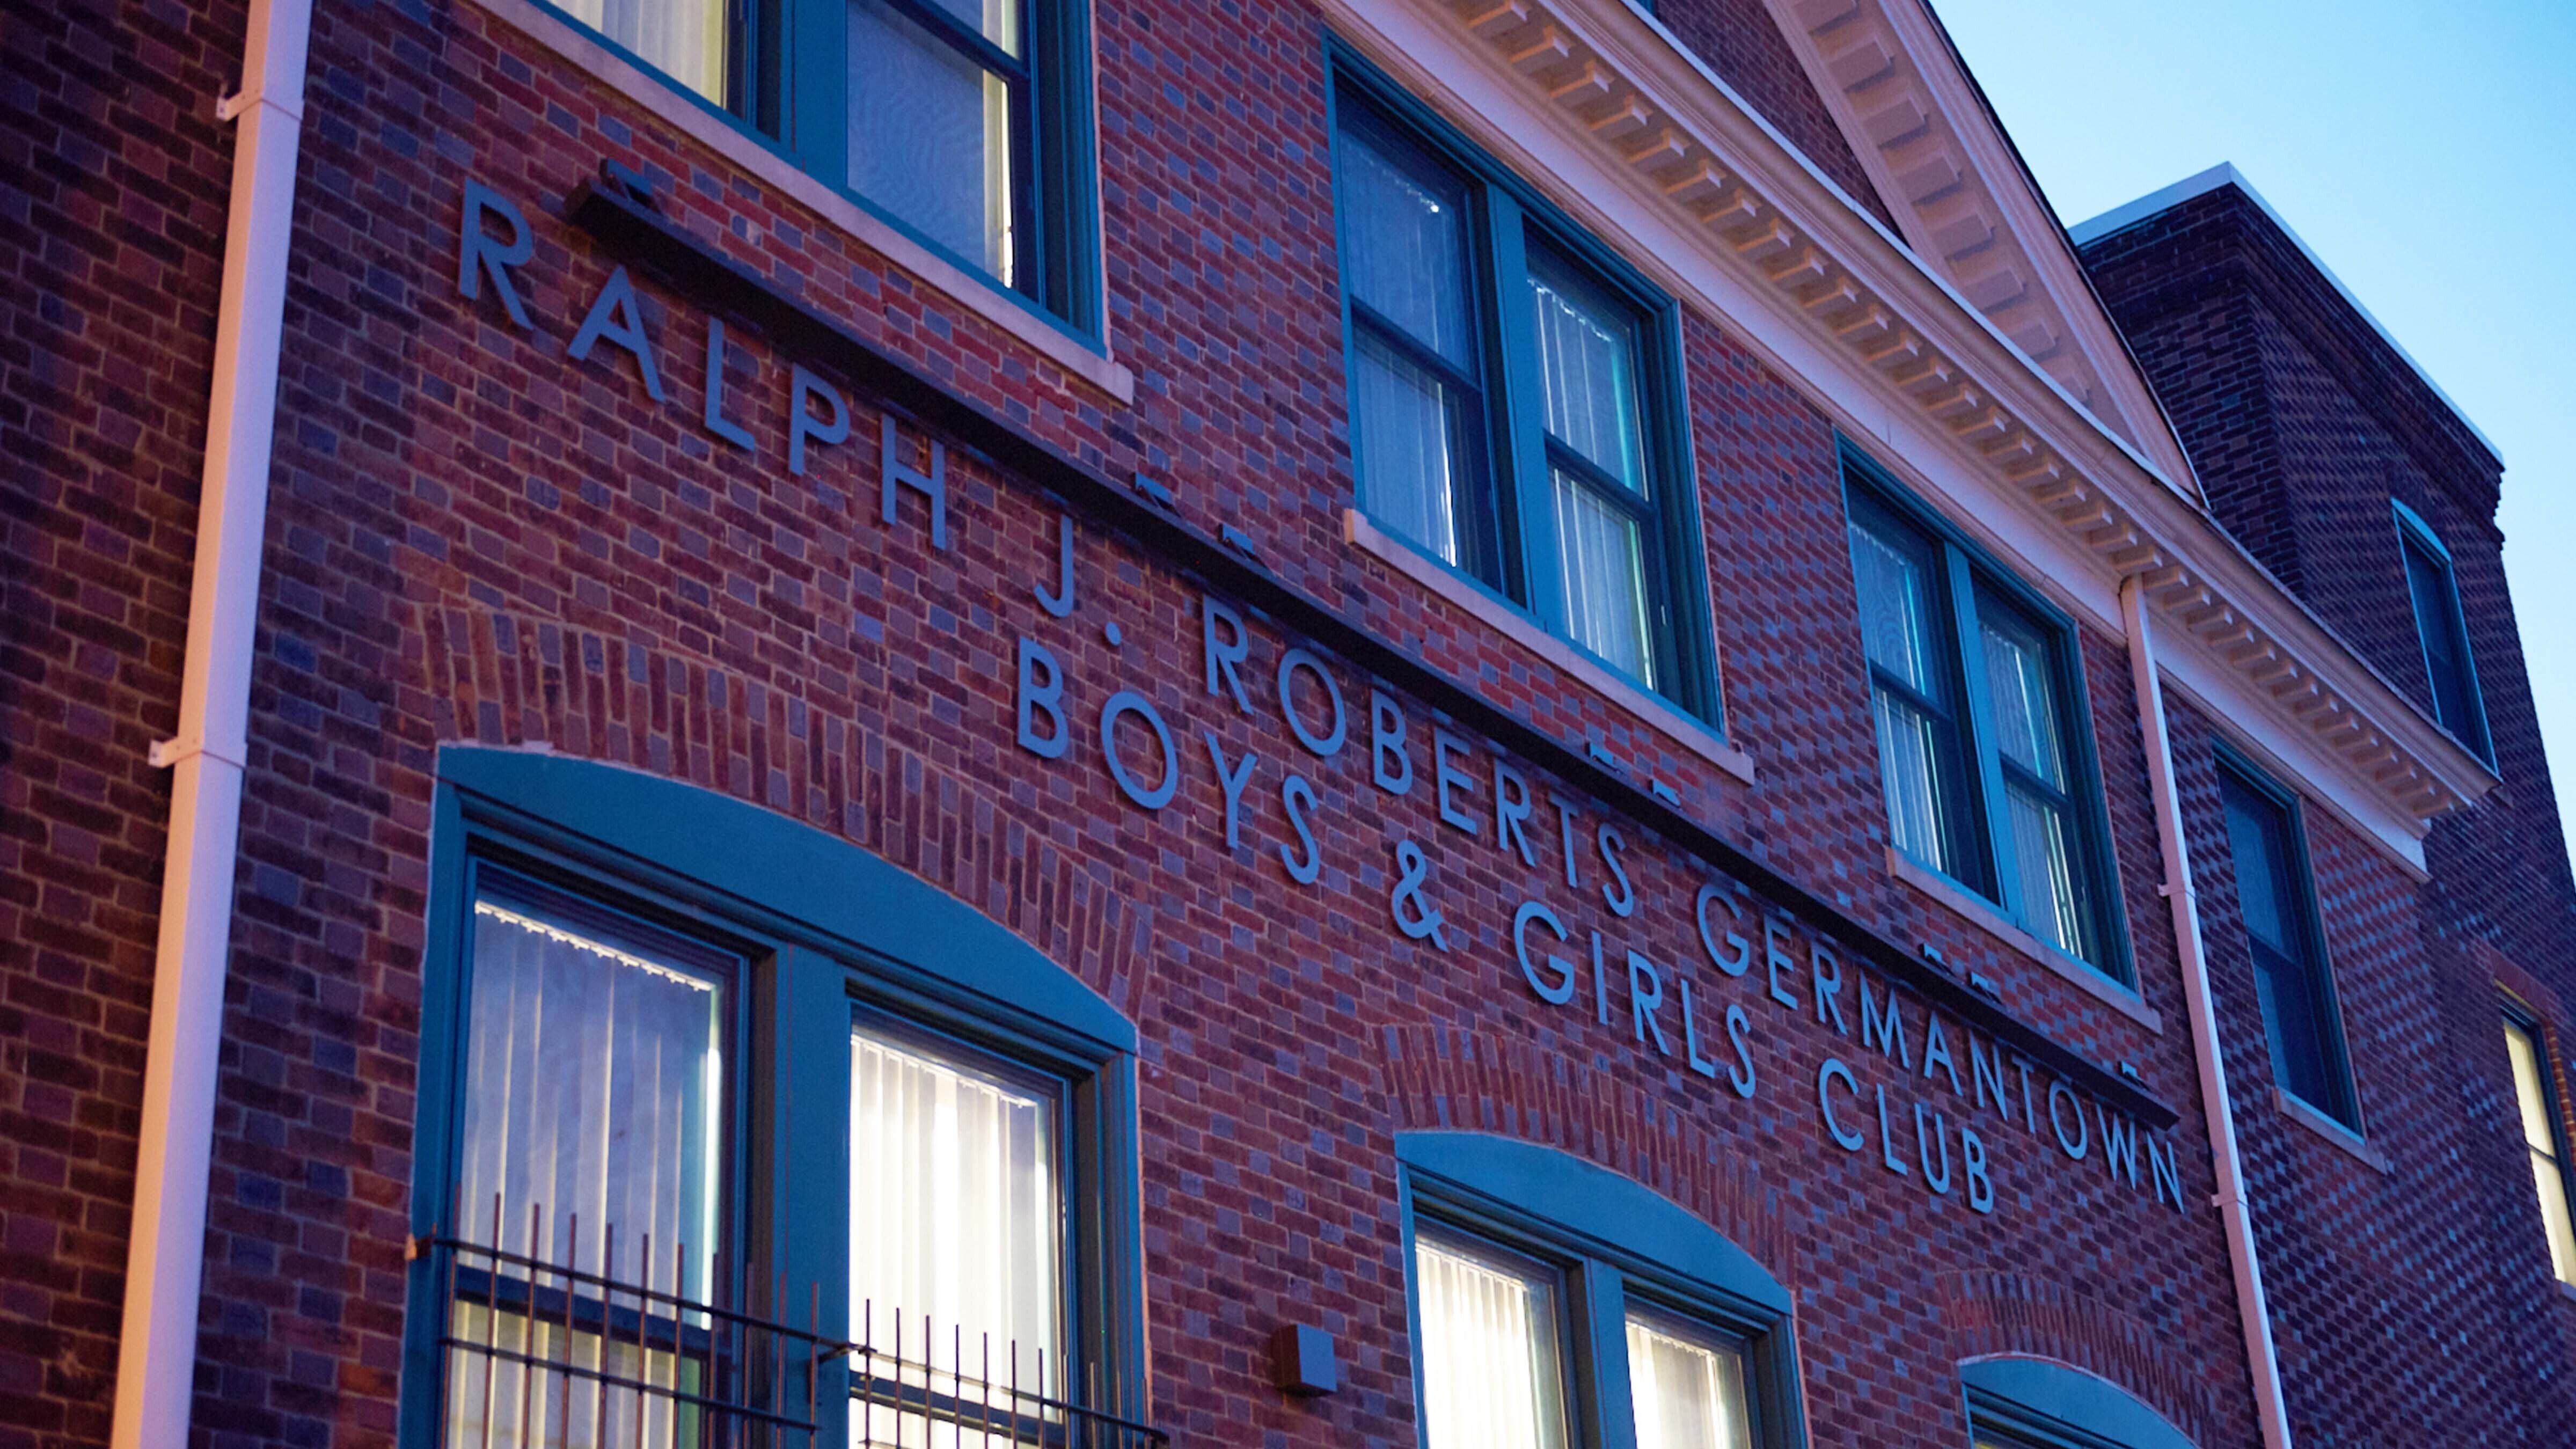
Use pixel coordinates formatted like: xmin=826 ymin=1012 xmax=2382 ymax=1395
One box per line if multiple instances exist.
xmin=1648 ymin=0 xmax=1902 ymax=236
xmin=5 ymin=1 xmax=2571 ymax=1448
xmin=0 ymin=0 xmax=240 ymax=1440
xmin=2085 ymin=185 xmax=2576 ymax=1440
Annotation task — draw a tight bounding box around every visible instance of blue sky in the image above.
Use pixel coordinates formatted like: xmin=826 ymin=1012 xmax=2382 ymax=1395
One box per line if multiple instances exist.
xmin=1930 ymin=0 xmax=2576 ymax=867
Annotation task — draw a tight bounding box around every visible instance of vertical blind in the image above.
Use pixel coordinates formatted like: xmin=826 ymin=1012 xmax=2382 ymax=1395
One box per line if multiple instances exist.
xmin=1412 ymin=1234 xmax=1567 ymax=1449
xmin=1529 ymin=264 xmax=1652 ymax=684
xmin=847 ymin=0 xmax=1022 ymax=284
xmin=2505 ymin=1018 xmax=2576 ymax=1283
xmin=559 ymin=0 xmax=728 ymax=104
xmin=1979 ymin=614 xmax=2089 ymax=961
xmin=849 ymin=1026 xmax=1061 ymax=1442
xmin=1626 ymin=1312 xmax=1753 ymax=1449
xmin=448 ymin=891 xmax=729 ymax=1449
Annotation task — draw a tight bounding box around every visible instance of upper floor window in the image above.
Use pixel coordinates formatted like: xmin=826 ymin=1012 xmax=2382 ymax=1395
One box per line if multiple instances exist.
xmin=2393 ymin=501 xmax=2491 ymax=761
xmin=413 ymin=752 xmax=1153 ymax=1449
xmin=1402 ymin=1135 xmax=1803 ymax=1449
xmin=1329 ymin=57 xmax=1719 ymax=722
xmin=2216 ymin=755 xmax=2359 ymax=1130
xmin=1841 ymin=452 xmax=2126 ymax=980
xmin=2503 ymin=1006 xmax=2576 ymax=1285
xmin=548 ymin=0 xmax=1099 ymax=330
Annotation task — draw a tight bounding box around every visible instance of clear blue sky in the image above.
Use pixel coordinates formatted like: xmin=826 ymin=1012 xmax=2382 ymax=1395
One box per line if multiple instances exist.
xmin=1931 ymin=0 xmax=2576 ymax=868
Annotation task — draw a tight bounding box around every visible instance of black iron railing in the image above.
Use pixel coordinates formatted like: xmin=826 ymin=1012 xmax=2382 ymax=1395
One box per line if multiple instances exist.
xmin=845 ymin=1301 xmax=1167 ymax=1449
xmin=413 ymin=1208 xmax=1164 ymax=1449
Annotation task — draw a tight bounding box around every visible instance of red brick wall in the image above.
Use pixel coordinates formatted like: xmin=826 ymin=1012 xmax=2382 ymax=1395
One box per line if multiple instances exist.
xmin=0 ymin=0 xmax=240 ymax=1439
xmin=1640 ymin=0 xmax=1903 ymax=236
xmin=2085 ymin=188 xmax=2576 ymax=1439
xmin=8 ymin=2 xmax=2565 ymax=1448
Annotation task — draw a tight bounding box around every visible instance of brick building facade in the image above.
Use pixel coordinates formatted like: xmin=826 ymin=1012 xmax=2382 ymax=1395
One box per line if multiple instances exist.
xmin=3 ymin=2 xmax=2567 ymax=1449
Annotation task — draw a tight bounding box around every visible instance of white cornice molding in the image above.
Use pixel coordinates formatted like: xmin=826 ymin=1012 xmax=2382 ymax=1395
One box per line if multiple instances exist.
xmin=1316 ymin=0 xmax=2497 ymax=850
xmin=1762 ymin=0 xmax=2197 ymax=494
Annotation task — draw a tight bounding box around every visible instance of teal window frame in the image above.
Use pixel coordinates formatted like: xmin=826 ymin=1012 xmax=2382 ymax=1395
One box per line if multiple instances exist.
xmin=2500 ymin=999 xmax=2576 ymax=1285
xmin=525 ymin=0 xmax=1102 ymax=340
xmin=1960 ymin=1357 xmax=2197 ymax=1449
xmin=1395 ymin=1132 xmax=1806 ymax=1449
xmin=2391 ymin=499 xmax=2492 ymax=764
xmin=403 ymin=748 xmax=1146 ymax=1449
xmin=2213 ymin=745 xmax=2360 ymax=1131
xmin=1839 ymin=442 xmax=2133 ymax=985
xmin=1325 ymin=39 xmax=1725 ymax=729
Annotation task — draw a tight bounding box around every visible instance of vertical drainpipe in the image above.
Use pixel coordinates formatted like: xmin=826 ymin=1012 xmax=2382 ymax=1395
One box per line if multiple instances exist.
xmin=2120 ymin=575 xmax=2296 ymax=1449
xmin=111 ymin=0 xmax=311 ymax=1444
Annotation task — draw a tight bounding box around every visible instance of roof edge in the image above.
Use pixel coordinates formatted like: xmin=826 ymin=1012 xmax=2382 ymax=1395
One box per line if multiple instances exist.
xmin=2072 ymin=163 xmax=2501 ymax=466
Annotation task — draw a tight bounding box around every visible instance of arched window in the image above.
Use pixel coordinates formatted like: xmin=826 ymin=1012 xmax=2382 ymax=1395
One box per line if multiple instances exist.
xmin=406 ymin=748 xmax=1152 ymax=1449
xmin=1962 ymin=1356 xmax=2197 ymax=1449
xmin=1396 ymin=1132 xmax=1804 ymax=1449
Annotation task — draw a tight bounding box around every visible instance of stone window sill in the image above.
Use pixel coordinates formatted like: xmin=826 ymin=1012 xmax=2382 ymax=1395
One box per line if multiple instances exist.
xmin=2272 ymin=1086 xmax=2390 ymax=1173
xmin=1343 ymin=509 xmax=1757 ymax=787
xmin=465 ymin=0 xmax=1137 ymax=405
xmin=1885 ymin=848 xmax=2163 ymax=1033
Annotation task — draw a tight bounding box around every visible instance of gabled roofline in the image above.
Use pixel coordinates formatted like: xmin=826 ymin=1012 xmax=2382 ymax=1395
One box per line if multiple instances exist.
xmin=2073 ymin=163 xmax=2502 ymax=467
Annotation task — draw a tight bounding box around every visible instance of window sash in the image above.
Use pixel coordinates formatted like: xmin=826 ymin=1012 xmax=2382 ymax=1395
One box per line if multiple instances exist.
xmin=1624 ymin=1307 xmax=1753 ymax=1449
xmin=2401 ymin=531 xmax=2484 ymax=749
xmin=1411 ymin=1230 xmax=1571 ymax=1449
xmin=1331 ymin=83 xmax=1701 ymax=714
xmin=2505 ymin=1015 xmax=2576 ymax=1284
xmin=2220 ymin=766 xmax=2355 ymax=1125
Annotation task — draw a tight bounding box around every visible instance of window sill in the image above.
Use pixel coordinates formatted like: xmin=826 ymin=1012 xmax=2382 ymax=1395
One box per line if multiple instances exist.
xmin=1343 ymin=508 xmax=1756 ymax=787
xmin=463 ymin=0 xmax=1137 ymax=406
xmin=2271 ymin=1086 xmax=2389 ymax=1173
xmin=1884 ymin=848 xmax=2162 ymax=1033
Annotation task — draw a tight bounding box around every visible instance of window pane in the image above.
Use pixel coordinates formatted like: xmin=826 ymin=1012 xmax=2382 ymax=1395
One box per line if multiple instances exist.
xmin=2220 ymin=781 xmax=2295 ymax=956
xmin=2403 ymin=536 xmax=2479 ymax=739
xmin=448 ymin=890 xmax=729 ymax=1449
xmin=916 ymin=0 xmax=1021 ymax=53
xmin=1848 ymin=521 xmax=1941 ymax=701
xmin=1527 ymin=260 xmax=1644 ymax=491
xmin=2508 ymin=1020 xmax=2558 ymax=1152
xmin=456 ymin=894 xmax=727 ymax=1275
xmin=1553 ymin=467 xmax=1654 ymax=684
xmin=1340 ymin=132 xmax=1474 ymax=367
xmin=1979 ymin=613 xmax=2067 ymax=791
xmin=1355 ymin=332 xmax=1468 ymax=566
xmin=1413 ymin=1233 xmax=1567 ymax=1449
xmin=559 ymin=0 xmax=727 ymax=102
xmin=2533 ymin=1148 xmax=2576 ymax=1283
xmin=848 ymin=1026 xmax=1060 ymax=1424
xmin=2250 ymin=942 xmax=2340 ymax=1111
xmin=1626 ymin=1311 xmax=1752 ymax=1449
xmin=1874 ymin=687 xmax=1952 ymax=875
xmin=848 ymin=0 xmax=1017 ymax=283
xmin=2005 ymin=781 xmax=2090 ymax=962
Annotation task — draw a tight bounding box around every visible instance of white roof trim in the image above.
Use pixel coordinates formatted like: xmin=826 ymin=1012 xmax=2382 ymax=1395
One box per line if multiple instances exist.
xmin=2073 ymin=163 xmax=2501 ymax=465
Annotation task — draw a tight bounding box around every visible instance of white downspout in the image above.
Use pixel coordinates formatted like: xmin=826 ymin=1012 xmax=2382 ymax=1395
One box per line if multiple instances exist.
xmin=2120 ymin=576 xmax=2295 ymax=1449
xmin=111 ymin=0 xmax=310 ymax=1445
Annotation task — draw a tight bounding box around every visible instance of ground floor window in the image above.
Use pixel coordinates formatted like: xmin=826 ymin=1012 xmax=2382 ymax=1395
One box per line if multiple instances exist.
xmin=409 ymin=751 xmax=1152 ymax=1449
xmin=1401 ymin=1133 xmax=1798 ymax=1449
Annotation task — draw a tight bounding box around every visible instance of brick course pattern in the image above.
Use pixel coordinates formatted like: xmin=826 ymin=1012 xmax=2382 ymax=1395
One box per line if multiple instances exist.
xmin=1 ymin=2 xmax=2569 ymax=1449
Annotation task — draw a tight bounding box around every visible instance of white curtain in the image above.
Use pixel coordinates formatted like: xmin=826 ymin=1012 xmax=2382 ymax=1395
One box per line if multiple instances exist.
xmin=1626 ymin=1314 xmax=1752 ymax=1449
xmin=848 ymin=1029 xmax=1059 ymax=1448
xmin=446 ymin=896 xmax=727 ymax=1449
xmin=1413 ymin=1235 xmax=1567 ymax=1449
xmin=847 ymin=0 xmax=1019 ymax=282
xmin=557 ymin=0 xmax=727 ymax=102
xmin=1526 ymin=271 xmax=1641 ymax=491
xmin=1552 ymin=465 xmax=1653 ymax=683
xmin=1355 ymin=333 xmax=1465 ymax=565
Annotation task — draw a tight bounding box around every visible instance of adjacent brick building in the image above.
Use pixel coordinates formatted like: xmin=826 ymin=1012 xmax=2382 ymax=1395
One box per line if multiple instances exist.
xmin=3 ymin=2 xmax=2567 ymax=1449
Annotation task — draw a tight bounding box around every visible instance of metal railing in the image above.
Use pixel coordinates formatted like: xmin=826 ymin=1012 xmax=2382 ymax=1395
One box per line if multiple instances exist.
xmin=845 ymin=1302 xmax=1167 ymax=1449
xmin=413 ymin=1205 xmax=1165 ymax=1449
